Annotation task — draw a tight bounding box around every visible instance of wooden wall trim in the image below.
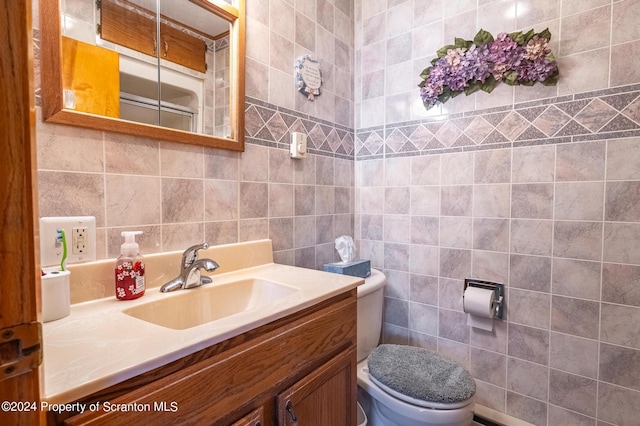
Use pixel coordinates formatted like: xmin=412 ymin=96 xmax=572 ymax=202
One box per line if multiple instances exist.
xmin=0 ymin=0 xmax=43 ymax=424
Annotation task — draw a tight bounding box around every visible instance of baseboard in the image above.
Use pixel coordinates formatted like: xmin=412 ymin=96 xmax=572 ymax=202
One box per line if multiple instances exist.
xmin=474 ymin=404 xmax=535 ymax=426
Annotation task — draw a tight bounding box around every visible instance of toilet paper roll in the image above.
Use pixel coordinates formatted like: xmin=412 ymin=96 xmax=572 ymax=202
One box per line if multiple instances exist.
xmin=463 ymin=286 xmax=495 ymax=332
xmin=42 ymin=270 xmax=71 ymax=323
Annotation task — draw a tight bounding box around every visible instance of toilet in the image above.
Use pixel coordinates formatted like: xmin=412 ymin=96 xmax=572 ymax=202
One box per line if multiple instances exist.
xmin=356 ymin=269 xmax=476 ymax=426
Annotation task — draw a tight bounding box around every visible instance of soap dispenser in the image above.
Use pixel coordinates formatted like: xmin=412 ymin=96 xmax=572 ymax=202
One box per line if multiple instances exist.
xmin=115 ymin=231 xmax=146 ymax=300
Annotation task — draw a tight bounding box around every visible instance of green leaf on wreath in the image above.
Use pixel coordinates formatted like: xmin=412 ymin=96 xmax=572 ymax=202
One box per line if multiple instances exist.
xmin=480 ymin=76 xmax=497 ymax=93
xmin=542 ymin=68 xmax=559 ymax=86
xmin=503 ymin=71 xmax=519 ymax=85
xmin=440 ymin=87 xmax=453 ymax=103
xmin=523 ymin=29 xmax=536 ymax=44
xmin=474 ymin=29 xmax=494 ymax=46
xmin=454 ymin=37 xmax=473 ymax=49
xmin=465 ymin=82 xmax=481 ymax=96
xmin=420 ymin=67 xmax=431 ymax=79
xmin=538 ymin=28 xmax=551 ymax=40
xmin=509 ymin=31 xmax=524 ymax=45
xmin=520 ymin=79 xmax=535 ymax=87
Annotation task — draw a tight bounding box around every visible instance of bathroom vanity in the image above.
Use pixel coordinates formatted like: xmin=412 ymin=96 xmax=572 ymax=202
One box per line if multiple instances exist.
xmin=43 ymin=240 xmax=361 ymax=425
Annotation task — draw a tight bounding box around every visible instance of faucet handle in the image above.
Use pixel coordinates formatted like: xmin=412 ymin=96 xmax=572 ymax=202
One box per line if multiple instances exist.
xmin=181 ymin=242 xmax=209 ymax=270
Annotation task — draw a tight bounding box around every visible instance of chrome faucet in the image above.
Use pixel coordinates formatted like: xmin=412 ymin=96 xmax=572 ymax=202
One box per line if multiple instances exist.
xmin=160 ymin=243 xmax=220 ymax=292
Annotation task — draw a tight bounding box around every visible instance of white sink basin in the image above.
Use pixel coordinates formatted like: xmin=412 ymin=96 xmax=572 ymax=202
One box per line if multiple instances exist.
xmin=122 ymin=278 xmax=299 ymax=330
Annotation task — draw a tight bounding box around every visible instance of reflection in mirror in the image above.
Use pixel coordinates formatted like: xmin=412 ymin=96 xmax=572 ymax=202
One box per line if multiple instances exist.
xmin=40 ymin=0 xmax=245 ymax=151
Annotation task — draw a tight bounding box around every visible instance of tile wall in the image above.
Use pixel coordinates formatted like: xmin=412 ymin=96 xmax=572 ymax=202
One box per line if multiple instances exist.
xmin=354 ymin=0 xmax=640 ymax=425
xmin=33 ymin=0 xmax=355 ymax=267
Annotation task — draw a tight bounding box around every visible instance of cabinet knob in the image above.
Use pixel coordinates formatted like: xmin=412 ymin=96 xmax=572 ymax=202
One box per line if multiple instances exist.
xmin=285 ymin=400 xmax=298 ymax=426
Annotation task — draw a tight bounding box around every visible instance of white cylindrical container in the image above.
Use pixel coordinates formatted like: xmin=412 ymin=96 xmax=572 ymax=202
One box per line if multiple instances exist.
xmin=42 ymin=270 xmax=71 ymax=322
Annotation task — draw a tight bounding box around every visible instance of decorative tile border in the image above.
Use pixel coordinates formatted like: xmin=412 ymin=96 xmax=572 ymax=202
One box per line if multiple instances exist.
xmin=245 ymin=97 xmax=354 ymax=160
xmin=356 ymin=84 xmax=640 ymax=160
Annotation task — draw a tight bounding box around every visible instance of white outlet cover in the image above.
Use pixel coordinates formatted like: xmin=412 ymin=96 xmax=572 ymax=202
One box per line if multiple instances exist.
xmin=40 ymin=216 xmax=97 ymax=268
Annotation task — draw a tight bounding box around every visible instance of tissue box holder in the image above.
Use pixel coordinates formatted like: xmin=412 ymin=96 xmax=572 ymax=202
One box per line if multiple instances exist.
xmin=323 ymin=259 xmax=371 ymax=278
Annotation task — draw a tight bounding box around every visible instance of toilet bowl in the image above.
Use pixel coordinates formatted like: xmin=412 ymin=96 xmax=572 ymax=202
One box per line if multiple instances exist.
xmin=356 ymin=269 xmax=475 ymax=426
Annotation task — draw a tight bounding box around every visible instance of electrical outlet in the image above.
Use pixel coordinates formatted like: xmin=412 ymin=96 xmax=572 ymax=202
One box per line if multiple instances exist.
xmin=72 ymin=227 xmax=88 ymax=255
xmin=40 ymin=216 xmax=96 ymax=268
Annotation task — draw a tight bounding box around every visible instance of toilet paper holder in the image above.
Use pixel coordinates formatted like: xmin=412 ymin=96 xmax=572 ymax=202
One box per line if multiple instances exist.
xmin=464 ymin=279 xmax=504 ymax=320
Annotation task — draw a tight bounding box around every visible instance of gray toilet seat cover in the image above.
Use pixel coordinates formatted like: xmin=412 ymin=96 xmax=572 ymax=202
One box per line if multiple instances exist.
xmin=367 ymin=344 xmax=476 ymax=404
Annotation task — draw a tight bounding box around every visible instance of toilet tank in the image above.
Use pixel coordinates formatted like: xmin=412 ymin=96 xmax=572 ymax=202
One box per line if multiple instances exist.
xmin=357 ymin=268 xmax=386 ymax=362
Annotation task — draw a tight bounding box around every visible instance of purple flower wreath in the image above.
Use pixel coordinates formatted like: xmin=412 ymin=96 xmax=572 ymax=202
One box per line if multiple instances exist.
xmin=419 ymin=28 xmax=559 ymax=109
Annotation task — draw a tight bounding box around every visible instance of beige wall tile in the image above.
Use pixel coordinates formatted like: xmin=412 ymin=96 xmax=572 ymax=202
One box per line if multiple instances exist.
xmin=602 ymin=262 xmax=640 ymax=307
xmin=551 ymin=295 xmax=600 ymax=339
xmin=37 ymin=122 xmax=104 ymax=172
xmin=560 ymin=6 xmax=611 ymax=56
xmin=38 ymin=171 xmax=105 ymax=225
xmin=510 ymin=254 xmax=551 ymax=292
xmin=513 ymin=145 xmax=555 ymax=183
xmin=440 ymin=216 xmax=472 ymax=249
xmin=611 ymin=41 xmax=640 ymax=86
xmin=549 ymin=369 xmax=597 ymax=417
xmin=556 ymin=141 xmax=605 ymax=182
xmin=552 ymin=258 xmax=601 ymax=300
xmin=508 ymin=323 xmax=549 ymax=365
xmin=555 ymin=182 xmax=604 ymax=221
xmin=474 ymin=184 xmax=511 ymax=218
xmin=507 ymin=357 xmax=548 ymax=400
xmin=557 ymin=48 xmax=610 ymax=95
xmin=605 ymin=181 xmax=640 ymax=221
xmin=612 ymin=0 xmax=640 ymax=45
xmin=441 ymin=185 xmax=473 ymax=216
xmin=598 ymin=382 xmax=640 ymax=425
xmin=599 ymin=343 xmax=640 ymax=392
xmin=105 ymin=136 xmax=159 ymax=175
xmin=470 ymin=347 xmax=506 ymax=388
xmin=512 ymin=183 xmax=554 ymax=219
xmin=603 ymin=222 xmax=640 ymax=264
xmin=508 ymin=289 xmax=550 ymax=329
xmin=106 ymin=175 xmax=160 ymax=226
xmin=550 ymin=332 xmax=599 ymax=379
xmin=510 ymin=219 xmax=553 ymax=256
xmin=553 ymin=221 xmax=602 ymax=261
xmin=601 ymin=303 xmax=640 ymax=350
xmin=606 ymin=137 xmax=640 ymax=180
xmin=472 ymin=250 xmax=509 ymax=284
xmin=506 ymin=392 xmax=547 ymax=426
xmin=160 ymin=143 xmax=203 ymax=178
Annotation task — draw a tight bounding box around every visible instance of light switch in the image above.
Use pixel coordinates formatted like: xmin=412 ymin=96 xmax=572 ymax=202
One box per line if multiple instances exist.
xmin=290 ymin=132 xmax=307 ymax=159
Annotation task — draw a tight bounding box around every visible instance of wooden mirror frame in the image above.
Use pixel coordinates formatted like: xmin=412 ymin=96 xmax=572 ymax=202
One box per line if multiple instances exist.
xmin=40 ymin=0 xmax=245 ymax=151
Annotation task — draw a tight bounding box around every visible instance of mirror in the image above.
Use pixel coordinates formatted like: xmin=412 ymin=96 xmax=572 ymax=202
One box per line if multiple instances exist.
xmin=40 ymin=0 xmax=245 ymax=151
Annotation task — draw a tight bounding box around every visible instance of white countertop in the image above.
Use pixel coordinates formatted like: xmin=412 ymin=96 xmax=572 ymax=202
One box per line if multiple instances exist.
xmin=42 ymin=240 xmax=363 ymax=404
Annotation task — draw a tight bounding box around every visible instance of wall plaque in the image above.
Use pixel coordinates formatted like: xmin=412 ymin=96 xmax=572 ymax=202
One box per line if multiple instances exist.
xmin=295 ymin=55 xmax=322 ymax=101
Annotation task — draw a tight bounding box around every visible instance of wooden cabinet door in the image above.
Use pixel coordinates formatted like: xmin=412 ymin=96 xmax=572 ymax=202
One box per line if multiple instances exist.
xmin=230 ymin=406 xmax=264 ymax=426
xmin=61 ymin=37 xmax=120 ymax=118
xmin=277 ymin=348 xmax=357 ymax=426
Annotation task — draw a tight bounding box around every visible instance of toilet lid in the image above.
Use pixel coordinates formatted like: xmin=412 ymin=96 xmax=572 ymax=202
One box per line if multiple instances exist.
xmin=367 ymin=344 xmax=476 ymax=406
